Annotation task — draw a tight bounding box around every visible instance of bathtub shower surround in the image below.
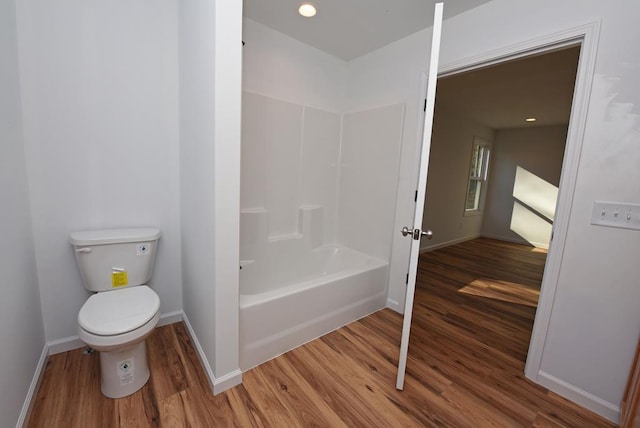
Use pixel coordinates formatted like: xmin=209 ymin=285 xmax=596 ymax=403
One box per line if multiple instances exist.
xmin=241 ymin=92 xmax=342 ymax=242
xmin=240 ymin=91 xmax=404 ymax=370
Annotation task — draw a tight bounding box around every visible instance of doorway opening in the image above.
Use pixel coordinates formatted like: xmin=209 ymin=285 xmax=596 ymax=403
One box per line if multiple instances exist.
xmin=425 ymin=46 xmax=581 ymax=254
xmin=405 ymin=23 xmax=598 ymax=388
xmin=418 ymin=47 xmax=582 ymax=355
xmin=395 ymin=19 xmax=604 ymax=418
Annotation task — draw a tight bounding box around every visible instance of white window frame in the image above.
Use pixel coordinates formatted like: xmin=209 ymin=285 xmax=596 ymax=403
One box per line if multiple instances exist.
xmin=464 ymin=137 xmax=490 ymax=216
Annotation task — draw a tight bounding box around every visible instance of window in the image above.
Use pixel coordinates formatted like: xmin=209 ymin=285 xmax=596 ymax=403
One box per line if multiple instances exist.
xmin=465 ymin=138 xmax=490 ymax=214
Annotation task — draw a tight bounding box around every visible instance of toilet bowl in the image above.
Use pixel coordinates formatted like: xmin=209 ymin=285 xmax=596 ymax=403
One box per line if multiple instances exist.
xmin=70 ymin=227 xmax=162 ymax=399
xmin=77 ymin=285 xmax=160 ymax=398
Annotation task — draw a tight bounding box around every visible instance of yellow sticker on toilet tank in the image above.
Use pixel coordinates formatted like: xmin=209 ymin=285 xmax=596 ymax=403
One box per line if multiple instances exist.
xmin=112 ymin=271 xmax=128 ymax=287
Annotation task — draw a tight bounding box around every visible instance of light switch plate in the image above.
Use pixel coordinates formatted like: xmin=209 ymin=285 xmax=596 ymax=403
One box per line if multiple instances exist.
xmin=591 ymin=201 xmax=640 ymax=231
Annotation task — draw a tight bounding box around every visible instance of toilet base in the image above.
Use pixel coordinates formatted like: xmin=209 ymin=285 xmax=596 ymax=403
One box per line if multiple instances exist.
xmin=99 ymin=340 xmax=150 ymax=398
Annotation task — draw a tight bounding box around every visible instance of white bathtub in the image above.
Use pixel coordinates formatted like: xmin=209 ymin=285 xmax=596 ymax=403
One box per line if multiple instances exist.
xmin=239 ymin=243 xmax=388 ymax=370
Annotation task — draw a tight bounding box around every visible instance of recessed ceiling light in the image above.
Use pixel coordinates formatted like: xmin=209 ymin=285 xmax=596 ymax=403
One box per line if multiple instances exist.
xmin=298 ymin=3 xmax=317 ymax=18
xmin=525 ymin=117 xmax=537 ymax=122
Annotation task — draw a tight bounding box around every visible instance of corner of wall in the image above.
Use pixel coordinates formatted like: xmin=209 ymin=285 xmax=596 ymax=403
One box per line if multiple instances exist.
xmin=181 ymin=311 xmax=215 ymax=391
xmin=213 ymin=370 xmax=243 ymax=395
xmin=212 ymin=0 xmax=242 ymax=389
xmin=181 ymin=311 xmax=242 ymax=395
xmin=386 ymin=298 xmax=403 ymax=314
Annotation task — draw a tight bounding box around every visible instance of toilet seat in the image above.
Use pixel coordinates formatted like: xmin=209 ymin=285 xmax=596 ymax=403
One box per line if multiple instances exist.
xmin=77 ymin=286 xmax=160 ymax=352
xmin=78 ymin=285 xmax=160 ymax=336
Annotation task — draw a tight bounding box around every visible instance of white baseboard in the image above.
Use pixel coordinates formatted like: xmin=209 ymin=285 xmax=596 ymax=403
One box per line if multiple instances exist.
xmin=386 ymin=298 xmax=403 ymax=314
xmin=47 ymin=310 xmax=185 ymax=355
xmin=181 ymin=311 xmax=243 ymax=395
xmin=213 ymin=369 xmax=243 ymax=394
xmin=536 ymin=370 xmax=620 ymax=424
xmin=481 ymin=233 xmax=549 ymax=250
xmin=158 ymin=310 xmax=184 ymax=327
xmin=419 ymin=234 xmax=481 ymax=253
xmin=180 ymin=312 xmax=215 ymax=391
xmin=16 ymin=344 xmax=48 ymax=428
xmin=47 ymin=336 xmax=84 ymax=355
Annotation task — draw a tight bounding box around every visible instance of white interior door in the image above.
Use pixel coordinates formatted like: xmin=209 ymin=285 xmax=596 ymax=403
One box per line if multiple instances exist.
xmin=396 ymin=2 xmax=443 ymax=390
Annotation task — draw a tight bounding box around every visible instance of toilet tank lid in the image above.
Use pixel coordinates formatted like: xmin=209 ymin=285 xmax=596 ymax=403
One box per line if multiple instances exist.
xmin=70 ymin=228 xmax=161 ymax=246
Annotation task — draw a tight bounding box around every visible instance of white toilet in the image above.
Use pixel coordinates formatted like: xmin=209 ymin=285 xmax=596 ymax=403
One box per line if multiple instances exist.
xmin=70 ymin=228 xmax=161 ymax=398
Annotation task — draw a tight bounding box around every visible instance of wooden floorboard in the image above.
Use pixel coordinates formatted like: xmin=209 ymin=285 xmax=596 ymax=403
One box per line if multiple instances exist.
xmin=27 ymin=238 xmax=614 ymax=427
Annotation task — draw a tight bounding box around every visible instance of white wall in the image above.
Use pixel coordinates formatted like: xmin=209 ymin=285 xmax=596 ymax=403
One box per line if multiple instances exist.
xmin=300 ymin=106 xmax=343 ymax=245
xmin=16 ymin=0 xmax=182 ymax=342
xmin=421 ymin=106 xmax=495 ymax=251
xmin=211 ymin=0 xmax=243 ymax=389
xmin=241 ymin=93 xmax=302 ymax=237
xmin=179 ymin=0 xmax=217 ymax=385
xmin=482 ymin=126 xmax=567 ymax=248
xmin=346 ymin=27 xmax=432 ymax=311
xmin=180 ymin=0 xmax=243 ymax=392
xmin=242 ymin=18 xmax=347 ymax=112
xmin=0 ymin=0 xmax=45 ymax=425
xmin=338 ymin=104 xmax=405 ymax=260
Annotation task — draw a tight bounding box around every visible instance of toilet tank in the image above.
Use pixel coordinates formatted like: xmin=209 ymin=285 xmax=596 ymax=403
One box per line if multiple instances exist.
xmin=69 ymin=228 xmax=161 ymax=292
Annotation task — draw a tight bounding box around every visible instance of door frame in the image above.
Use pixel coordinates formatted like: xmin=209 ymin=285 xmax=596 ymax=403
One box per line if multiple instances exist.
xmin=432 ymin=21 xmax=601 ymax=386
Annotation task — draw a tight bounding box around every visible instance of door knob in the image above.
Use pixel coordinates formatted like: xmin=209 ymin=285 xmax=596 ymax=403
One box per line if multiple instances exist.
xmin=401 ymin=227 xmax=433 ymax=241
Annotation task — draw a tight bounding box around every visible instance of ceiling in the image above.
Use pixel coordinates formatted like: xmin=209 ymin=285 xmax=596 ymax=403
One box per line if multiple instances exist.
xmin=243 ymin=1 xmax=580 ymax=131
xmin=436 ymin=46 xmax=581 ymax=129
xmin=243 ymin=0 xmax=493 ymax=61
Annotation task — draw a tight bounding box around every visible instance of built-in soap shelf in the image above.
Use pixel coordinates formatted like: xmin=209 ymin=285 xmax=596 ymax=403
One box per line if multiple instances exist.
xmin=298 ymin=205 xmax=323 ymax=248
xmin=268 ymin=233 xmax=303 ymax=242
xmin=239 ymin=259 xmax=255 ymax=269
xmin=240 ymin=205 xmax=324 ymax=250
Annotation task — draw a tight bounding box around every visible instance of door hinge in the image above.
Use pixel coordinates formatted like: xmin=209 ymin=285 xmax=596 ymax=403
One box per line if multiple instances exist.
xmin=423 ymin=98 xmax=427 ymax=112
xmin=406 ymin=273 xmax=409 ymax=284
xmin=414 ymin=190 xmax=418 ymax=202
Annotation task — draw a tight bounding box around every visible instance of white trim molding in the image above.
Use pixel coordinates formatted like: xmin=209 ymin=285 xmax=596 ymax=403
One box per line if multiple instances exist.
xmin=480 ymin=233 xmax=549 ymax=251
xmin=181 ymin=312 xmax=243 ymax=396
xmin=157 ymin=310 xmax=184 ymax=327
xmin=419 ymin=234 xmax=481 ymax=253
xmin=47 ymin=335 xmax=85 ymax=355
xmin=522 ymin=20 xmax=601 ymax=381
xmin=213 ymin=369 xmax=243 ymax=395
xmin=386 ymin=298 xmax=402 ymax=313
xmin=16 ymin=345 xmax=48 ymax=428
xmin=537 ymin=371 xmax=620 ymax=424
xmin=181 ymin=312 xmax=216 ymax=391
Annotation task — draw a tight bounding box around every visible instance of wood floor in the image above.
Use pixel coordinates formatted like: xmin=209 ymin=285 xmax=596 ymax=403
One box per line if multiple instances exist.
xmin=27 ymin=238 xmax=614 ymax=427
